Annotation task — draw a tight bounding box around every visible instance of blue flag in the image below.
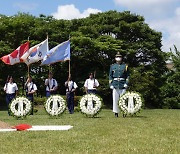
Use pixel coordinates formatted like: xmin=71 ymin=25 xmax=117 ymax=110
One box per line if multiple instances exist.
xmin=41 ymin=40 xmax=70 ymax=65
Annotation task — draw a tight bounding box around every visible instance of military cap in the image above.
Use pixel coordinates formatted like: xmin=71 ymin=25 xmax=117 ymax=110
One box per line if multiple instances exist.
xmin=115 ymin=52 xmax=122 ymax=57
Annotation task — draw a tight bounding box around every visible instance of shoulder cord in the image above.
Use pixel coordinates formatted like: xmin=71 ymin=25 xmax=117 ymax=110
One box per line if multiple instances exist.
xmin=52 ymin=79 xmax=55 ymax=89
xmin=68 ymin=81 xmax=74 ymax=92
xmin=30 ymin=84 xmax=34 ymax=92
xmin=26 ymin=83 xmax=34 ymax=92
xmin=48 ymin=79 xmax=55 ymax=90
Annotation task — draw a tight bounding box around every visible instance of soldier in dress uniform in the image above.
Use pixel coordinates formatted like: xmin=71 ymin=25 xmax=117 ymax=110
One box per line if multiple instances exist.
xmin=25 ymin=76 xmax=37 ymax=115
xmin=84 ymin=72 xmax=99 ymax=94
xmin=3 ymin=76 xmax=18 ymax=115
xmin=65 ymin=75 xmax=78 ymax=114
xmin=109 ymin=52 xmax=130 ymax=117
xmin=45 ymin=72 xmax=58 ymax=97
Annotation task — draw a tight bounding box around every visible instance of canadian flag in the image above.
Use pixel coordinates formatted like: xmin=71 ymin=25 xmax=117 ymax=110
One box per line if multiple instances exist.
xmin=0 ymin=42 xmax=29 ymax=65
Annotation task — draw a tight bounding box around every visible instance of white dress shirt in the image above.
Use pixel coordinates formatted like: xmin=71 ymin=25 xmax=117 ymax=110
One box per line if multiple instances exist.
xmin=26 ymin=82 xmax=37 ymax=92
xmin=84 ymin=78 xmax=99 ymax=90
xmin=4 ymin=82 xmax=18 ymax=94
xmin=65 ymin=80 xmax=78 ymax=92
xmin=45 ymin=78 xmax=58 ymax=91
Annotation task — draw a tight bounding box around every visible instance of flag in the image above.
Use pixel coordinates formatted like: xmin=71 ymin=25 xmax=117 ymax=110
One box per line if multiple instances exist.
xmin=21 ymin=39 xmax=49 ymax=66
xmin=41 ymin=40 xmax=70 ymax=65
xmin=0 ymin=42 xmax=29 ymax=65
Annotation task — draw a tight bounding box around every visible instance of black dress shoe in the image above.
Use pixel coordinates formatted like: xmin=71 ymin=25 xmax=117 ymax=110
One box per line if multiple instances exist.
xmin=115 ymin=113 xmax=118 ymax=117
xmin=123 ymin=114 xmax=126 ymax=118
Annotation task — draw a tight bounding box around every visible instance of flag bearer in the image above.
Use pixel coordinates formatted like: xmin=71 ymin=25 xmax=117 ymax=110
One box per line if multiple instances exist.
xmin=109 ymin=52 xmax=130 ymax=117
xmin=25 ymin=76 xmax=37 ymax=115
xmin=45 ymin=72 xmax=58 ymax=97
xmin=65 ymin=75 xmax=78 ymax=114
xmin=3 ymin=76 xmax=18 ymax=115
xmin=84 ymin=72 xmax=99 ymax=94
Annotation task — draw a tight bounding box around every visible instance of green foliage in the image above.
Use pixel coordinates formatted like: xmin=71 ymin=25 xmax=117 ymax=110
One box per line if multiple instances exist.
xmin=0 ymin=11 xmax=168 ymax=108
xmin=129 ymin=67 xmax=162 ymax=108
xmin=34 ymin=96 xmax=47 ymax=105
xmin=160 ymin=46 xmax=180 ymax=108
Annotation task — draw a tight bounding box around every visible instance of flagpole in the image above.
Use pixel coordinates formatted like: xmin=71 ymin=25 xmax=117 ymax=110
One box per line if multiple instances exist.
xmin=46 ymin=33 xmax=49 ymax=43
xmin=68 ymin=34 xmax=71 ymax=77
xmin=49 ymin=65 xmax=51 ymax=73
xmin=27 ymin=65 xmax=30 ymax=77
xmin=69 ymin=60 xmax=71 ymax=77
xmin=27 ymin=36 xmax=30 ymax=77
xmin=47 ymin=33 xmax=50 ymax=74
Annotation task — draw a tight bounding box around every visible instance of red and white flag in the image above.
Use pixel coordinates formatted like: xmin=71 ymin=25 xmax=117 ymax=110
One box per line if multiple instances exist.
xmin=0 ymin=42 xmax=29 ymax=65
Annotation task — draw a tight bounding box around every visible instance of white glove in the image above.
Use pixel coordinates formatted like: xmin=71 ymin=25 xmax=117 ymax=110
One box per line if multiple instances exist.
xmin=124 ymin=84 xmax=128 ymax=88
xmin=110 ymin=85 xmax=114 ymax=89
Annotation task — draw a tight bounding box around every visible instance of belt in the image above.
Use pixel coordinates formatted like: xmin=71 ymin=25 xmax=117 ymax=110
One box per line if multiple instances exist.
xmin=7 ymin=93 xmax=15 ymax=95
xmin=113 ymin=78 xmax=125 ymax=81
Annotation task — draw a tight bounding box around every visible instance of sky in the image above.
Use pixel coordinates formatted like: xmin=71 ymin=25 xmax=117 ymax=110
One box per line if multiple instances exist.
xmin=0 ymin=0 xmax=180 ymax=52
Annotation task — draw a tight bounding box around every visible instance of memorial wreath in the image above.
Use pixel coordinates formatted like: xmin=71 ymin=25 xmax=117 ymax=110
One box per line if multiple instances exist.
xmin=79 ymin=94 xmax=102 ymax=117
xmin=119 ymin=91 xmax=143 ymax=116
xmin=9 ymin=96 xmax=32 ymax=118
xmin=44 ymin=95 xmax=66 ymax=116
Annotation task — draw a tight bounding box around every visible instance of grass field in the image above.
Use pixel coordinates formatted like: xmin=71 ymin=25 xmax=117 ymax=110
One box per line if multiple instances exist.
xmin=0 ymin=107 xmax=179 ymax=154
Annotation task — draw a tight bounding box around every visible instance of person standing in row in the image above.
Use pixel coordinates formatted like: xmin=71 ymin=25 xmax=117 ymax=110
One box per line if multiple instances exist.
xmin=84 ymin=72 xmax=99 ymax=94
xmin=25 ymin=76 xmax=37 ymax=115
xmin=109 ymin=52 xmax=130 ymax=117
xmin=3 ymin=76 xmax=18 ymax=115
xmin=45 ymin=72 xmax=58 ymax=97
xmin=65 ymin=75 xmax=78 ymax=114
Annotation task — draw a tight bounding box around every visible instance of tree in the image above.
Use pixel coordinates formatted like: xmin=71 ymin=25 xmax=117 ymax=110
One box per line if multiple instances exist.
xmin=69 ymin=11 xmax=167 ymax=107
xmin=0 ymin=11 xmax=167 ymax=108
xmin=160 ymin=46 xmax=180 ymax=108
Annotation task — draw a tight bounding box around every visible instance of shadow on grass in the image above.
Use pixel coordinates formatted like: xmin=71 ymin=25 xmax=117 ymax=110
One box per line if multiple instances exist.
xmin=123 ymin=115 xmax=147 ymax=118
xmin=82 ymin=115 xmax=102 ymax=119
xmin=91 ymin=116 xmax=102 ymax=119
xmin=0 ymin=107 xmax=7 ymax=111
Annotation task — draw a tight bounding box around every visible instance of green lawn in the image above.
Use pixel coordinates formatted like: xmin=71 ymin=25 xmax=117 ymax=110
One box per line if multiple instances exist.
xmin=0 ymin=107 xmax=179 ymax=154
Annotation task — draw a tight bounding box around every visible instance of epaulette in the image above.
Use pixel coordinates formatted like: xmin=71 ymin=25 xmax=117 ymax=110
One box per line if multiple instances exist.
xmin=111 ymin=63 xmax=116 ymax=66
xmin=125 ymin=64 xmax=128 ymax=71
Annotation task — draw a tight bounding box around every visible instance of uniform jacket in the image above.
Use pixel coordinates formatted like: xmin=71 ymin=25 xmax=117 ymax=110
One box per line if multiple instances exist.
xmin=109 ymin=63 xmax=130 ymax=89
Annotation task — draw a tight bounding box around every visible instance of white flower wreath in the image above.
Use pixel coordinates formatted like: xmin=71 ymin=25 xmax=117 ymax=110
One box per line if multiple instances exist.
xmin=79 ymin=94 xmax=102 ymax=116
xmin=45 ymin=95 xmax=66 ymax=116
xmin=119 ymin=91 xmax=143 ymax=115
xmin=9 ymin=97 xmax=32 ymax=117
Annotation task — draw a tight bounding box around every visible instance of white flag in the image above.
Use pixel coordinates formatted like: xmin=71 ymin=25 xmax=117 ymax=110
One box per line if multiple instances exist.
xmin=21 ymin=39 xmax=49 ymax=65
